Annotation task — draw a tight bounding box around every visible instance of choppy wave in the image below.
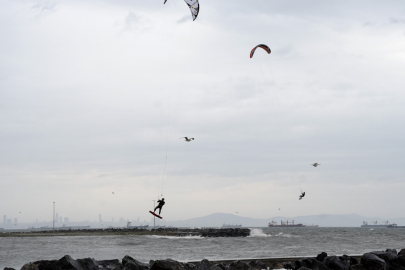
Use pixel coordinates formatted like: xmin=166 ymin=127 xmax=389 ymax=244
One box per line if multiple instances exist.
xmin=274 ymin=232 xmax=297 ymax=238
xmin=249 ymin=229 xmax=299 ymax=238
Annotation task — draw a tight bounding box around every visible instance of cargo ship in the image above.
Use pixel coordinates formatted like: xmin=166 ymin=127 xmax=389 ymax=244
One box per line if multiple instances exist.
xmin=268 ymin=220 xmax=305 ymax=227
xmin=387 ymin=224 xmax=405 ymax=228
xmin=361 ymin=220 xmax=393 ymax=228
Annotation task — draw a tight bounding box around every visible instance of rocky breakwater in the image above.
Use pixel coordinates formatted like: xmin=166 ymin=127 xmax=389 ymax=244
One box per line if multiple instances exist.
xmin=11 ymin=255 xmax=268 ymax=270
xmin=7 ymin=248 xmax=404 ymax=270
xmin=151 ymin=228 xmax=250 ymax=237
xmin=282 ymin=248 xmax=405 ymax=270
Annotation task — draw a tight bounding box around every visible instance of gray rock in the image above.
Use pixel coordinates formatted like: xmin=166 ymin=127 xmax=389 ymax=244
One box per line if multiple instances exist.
xmin=98 ymin=259 xmax=123 ymax=270
xmin=4 ymin=268 xmax=16 ymax=270
xmin=248 ymin=260 xmax=267 ymax=270
xmin=282 ymin=261 xmax=294 ymax=270
xmin=316 ymin=252 xmax=328 ymax=262
xmin=27 ymin=260 xmax=57 ymax=270
xmin=336 ymin=255 xmax=358 ymax=266
xmin=56 ymin=255 xmax=84 ymax=270
xmin=122 ymin=256 xmax=149 ymax=270
xmin=361 ymin=253 xmax=387 ymax=270
xmin=228 ymin=261 xmax=249 ymax=270
xmin=398 ymin=256 xmax=405 ymax=267
xmin=209 ymin=263 xmax=227 ymax=270
xmin=150 ymin=259 xmax=186 ymax=270
xmin=387 ymin=262 xmax=405 ymax=270
xmin=149 ymin=261 xmax=156 ymax=268
xmin=270 ymin=262 xmax=284 ymax=269
xmin=209 ymin=265 xmax=224 ymax=270
xmin=349 ymin=257 xmax=359 ymax=266
xmin=183 ymin=263 xmax=196 ymax=270
xmin=196 ymin=260 xmax=213 ymax=270
xmin=351 ymin=264 xmax=366 ymax=270
xmin=386 ymin=249 xmax=398 ymax=255
xmin=370 ymin=251 xmax=397 ymax=263
xmin=324 ymin=256 xmax=350 ymax=270
xmin=294 ymin=258 xmax=329 ymax=270
xmin=20 ymin=264 xmax=39 ymax=270
xmin=400 ymin=251 xmax=405 ymax=257
xmin=76 ymin=258 xmax=99 ymax=269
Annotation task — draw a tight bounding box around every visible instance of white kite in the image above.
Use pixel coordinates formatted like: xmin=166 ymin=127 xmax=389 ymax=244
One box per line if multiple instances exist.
xmin=164 ymin=0 xmax=200 ymax=21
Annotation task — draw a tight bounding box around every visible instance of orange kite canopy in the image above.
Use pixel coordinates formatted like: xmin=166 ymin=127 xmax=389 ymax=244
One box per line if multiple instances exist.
xmin=250 ymin=44 xmax=271 ymax=58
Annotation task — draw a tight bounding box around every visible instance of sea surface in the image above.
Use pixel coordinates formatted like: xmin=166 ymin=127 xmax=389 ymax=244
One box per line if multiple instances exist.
xmin=1 ymin=227 xmax=405 ymax=269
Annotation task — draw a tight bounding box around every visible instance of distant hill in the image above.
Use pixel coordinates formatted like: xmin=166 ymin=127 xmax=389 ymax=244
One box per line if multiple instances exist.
xmin=164 ymin=213 xmax=405 ymax=227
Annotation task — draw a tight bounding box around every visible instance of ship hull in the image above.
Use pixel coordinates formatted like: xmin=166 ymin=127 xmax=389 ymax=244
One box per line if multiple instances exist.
xmin=268 ymin=224 xmax=305 ymax=227
xmin=360 ymin=225 xmax=389 ymax=228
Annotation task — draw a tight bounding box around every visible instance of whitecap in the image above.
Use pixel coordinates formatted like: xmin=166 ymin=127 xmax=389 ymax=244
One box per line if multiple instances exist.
xmin=249 ymin=228 xmax=270 ymax=237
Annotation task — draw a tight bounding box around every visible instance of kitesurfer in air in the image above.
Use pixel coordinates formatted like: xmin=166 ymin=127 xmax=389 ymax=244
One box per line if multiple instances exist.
xmin=299 ymin=192 xmax=305 ymax=200
xmin=154 ymin=198 xmax=165 ymax=215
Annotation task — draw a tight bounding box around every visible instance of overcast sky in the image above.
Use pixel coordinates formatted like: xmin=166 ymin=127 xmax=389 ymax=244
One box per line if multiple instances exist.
xmin=1 ymin=0 xmax=405 ymax=224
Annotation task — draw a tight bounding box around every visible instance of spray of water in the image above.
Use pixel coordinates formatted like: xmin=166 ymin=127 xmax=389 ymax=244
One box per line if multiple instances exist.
xmin=249 ymin=228 xmax=270 ymax=237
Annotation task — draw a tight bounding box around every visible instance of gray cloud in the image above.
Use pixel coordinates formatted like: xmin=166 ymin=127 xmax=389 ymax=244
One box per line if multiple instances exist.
xmin=31 ymin=2 xmax=57 ymax=17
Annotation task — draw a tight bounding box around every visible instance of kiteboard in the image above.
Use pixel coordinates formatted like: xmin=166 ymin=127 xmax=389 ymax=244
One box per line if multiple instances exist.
xmin=149 ymin=211 xmax=162 ymax=219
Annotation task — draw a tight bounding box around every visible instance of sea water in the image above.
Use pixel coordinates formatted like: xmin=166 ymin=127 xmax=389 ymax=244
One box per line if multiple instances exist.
xmin=1 ymin=227 xmax=404 ymax=269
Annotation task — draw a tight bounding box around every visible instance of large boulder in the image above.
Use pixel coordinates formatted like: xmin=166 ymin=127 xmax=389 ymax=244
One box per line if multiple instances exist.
xmin=184 ymin=263 xmax=196 ymax=270
xmin=270 ymin=262 xmax=284 ymax=269
xmin=398 ymin=256 xmax=405 ymax=267
xmin=76 ymin=258 xmax=99 ymax=269
xmin=386 ymin=249 xmax=398 ymax=255
xmin=150 ymin=259 xmax=185 ymax=270
xmin=4 ymin=268 xmax=16 ymax=270
xmin=324 ymin=256 xmax=350 ymax=270
xmin=387 ymin=262 xmax=405 ymax=270
xmin=196 ymin=260 xmax=213 ymax=270
xmin=400 ymin=250 xmax=405 ymax=257
xmin=122 ymin=256 xmax=149 ymax=270
xmin=282 ymin=261 xmax=294 ymax=270
xmin=294 ymin=258 xmax=329 ymax=270
xmin=228 ymin=261 xmax=249 ymax=270
xmin=55 ymin=255 xmax=84 ymax=270
xmin=27 ymin=260 xmax=58 ymax=270
xmin=351 ymin=265 xmax=366 ymax=270
xmin=20 ymin=264 xmax=39 ymax=270
xmin=316 ymin=252 xmax=328 ymax=262
xmin=247 ymin=260 xmax=267 ymax=270
xmin=209 ymin=263 xmax=227 ymax=270
xmin=348 ymin=257 xmax=359 ymax=266
xmin=98 ymin=259 xmax=123 ymax=270
xmin=370 ymin=251 xmax=398 ymax=263
xmin=361 ymin=253 xmax=387 ymax=270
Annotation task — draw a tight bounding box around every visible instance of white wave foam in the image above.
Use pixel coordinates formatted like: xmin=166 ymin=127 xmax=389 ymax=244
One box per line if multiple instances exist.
xmin=274 ymin=232 xmax=295 ymax=237
xmin=146 ymin=235 xmax=204 ymax=240
xmin=249 ymin=228 xmax=270 ymax=237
